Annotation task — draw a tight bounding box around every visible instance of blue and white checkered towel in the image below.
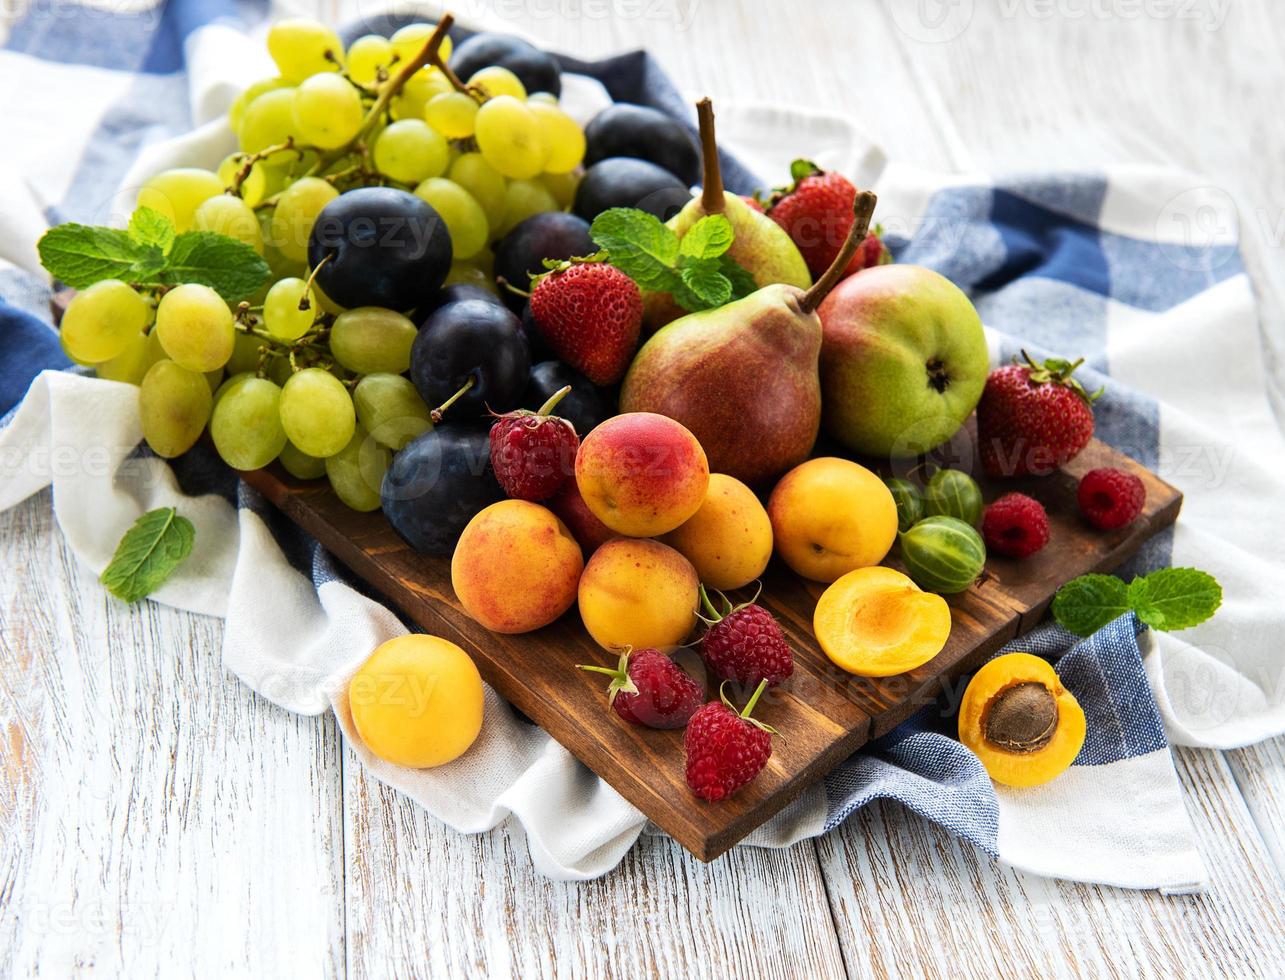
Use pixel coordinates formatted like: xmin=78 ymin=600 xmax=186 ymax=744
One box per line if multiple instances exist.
xmin=3 ymin=0 xmax=1282 ymax=886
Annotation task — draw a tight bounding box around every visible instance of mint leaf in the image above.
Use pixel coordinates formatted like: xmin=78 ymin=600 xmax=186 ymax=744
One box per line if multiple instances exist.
xmin=100 ymin=507 xmax=195 ymax=603
xmin=590 ymin=208 xmax=680 ymax=292
xmin=37 ymin=224 xmax=164 ymax=288
xmin=128 ymin=207 xmax=176 ymax=254
xmin=1128 ymin=568 xmax=1222 ymax=632
xmin=719 ymin=254 xmax=759 ymax=301
xmin=160 ymin=231 xmax=270 ymax=302
xmin=677 ymin=214 xmax=734 ymax=260
xmin=1052 ymin=574 xmax=1131 ymax=637
xmin=676 ymin=257 xmax=732 ymax=308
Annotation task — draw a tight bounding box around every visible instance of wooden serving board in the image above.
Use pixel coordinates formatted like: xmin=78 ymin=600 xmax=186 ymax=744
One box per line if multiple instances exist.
xmin=242 ymin=435 xmax=1180 ymax=862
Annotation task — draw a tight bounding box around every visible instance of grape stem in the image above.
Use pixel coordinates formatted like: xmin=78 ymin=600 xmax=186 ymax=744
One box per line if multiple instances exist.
xmin=228 ymin=139 xmax=298 ymax=196
xmin=429 ymin=45 xmax=482 ymax=103
xmin=307 ymin=14 xmax=455 ymax=177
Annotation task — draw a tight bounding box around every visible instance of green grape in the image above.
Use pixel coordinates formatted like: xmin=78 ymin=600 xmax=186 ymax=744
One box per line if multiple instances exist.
xmin=468 ymin=65 xmax=526 ymax=100
xmin=269 ymin=176 xmax=338 ymax=262
xmin=353 ymin=373 xmax=432 ymax=450
xmin=329 ymin=307 xmax=418 ymax=374
xmin=325 ymin=425 xmax=391 ymax=512
xmin=498 ymin=178 xmax=558 ymax=236
xmin=136 ymin=168 xmax=223 ymax=232
xmin=528 ymin=101 xmax=585 ymax=174
xmin=214 ymin=371 xmax=251 ymax=405
xmin=444 ymin=261 xmax=498 ymax=296
xmin=193 ymin=194 xmax=264 ymax=253
xmin=155 ymin=283 xmax=235 ymax=373
xmin=279 ymin=367 xmax=355 ymax=458
xmin=475 ymin=95 xmax=548 ymax=179
xmin=346 ymin=34 xmax=393 ymax=84
xmin=210 ymin=375 xmax=287 ymax=471
xmin=540 ymin=170 xmax=580 ymax=210
xmin=60 ymin=279 xmax=149 ymax=363
xmin=265 ymin=356 xmax=292 ymax=387
xmin=263 ymin=277 xmax=317 ymax=341
xmin=94 ymin=329 xmax=156 ymax=385
xmin=391 ymin=68 xmax=452 ymax=121
xmin=267 ymin=18 xmax=343 ymax=82
xmin=238 ymin=88 xmax=299 ymax=155
xmin=229 ymin=77 xmax=290 ymax=132
xmin=449 ymin=152 xmax=507 ymax=229
xmin=412 ymin=177 xmax=489 ymax=259
xmin=278 ymin=439 xmax=327 ymax=480
xmin=425 ymin=91 xmax=479 ymax=139
xmin=226 ymin=330 xmax=265 ymax=375
xmin=390 ymin=23 xmax=452 ymax=65
xmin=217 ymin=153 xmax=274 ymax=207
xmin=292 ymin=72 xmax=364 ymax=149
xmin=138 ymin=359 xmax=213 ymax=458
xmin=371 ymin=119 xmax=448 ymax=184
xmin=526 ymin=92 xmax=559 ymax=106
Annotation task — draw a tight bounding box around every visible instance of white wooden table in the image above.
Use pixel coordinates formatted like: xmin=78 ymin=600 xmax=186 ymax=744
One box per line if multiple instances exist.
xmin=4 ymin=1 xmax=1285 ymax=975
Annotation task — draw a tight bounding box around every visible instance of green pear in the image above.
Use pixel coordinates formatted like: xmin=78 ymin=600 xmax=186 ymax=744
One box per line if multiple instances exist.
xmin=622 ymin=193 xmax=877 ymax=484
xmin=816 ymin=264 xmax=988 ymax=457
xmin=643 ymin=99 xmax=810 ymax=331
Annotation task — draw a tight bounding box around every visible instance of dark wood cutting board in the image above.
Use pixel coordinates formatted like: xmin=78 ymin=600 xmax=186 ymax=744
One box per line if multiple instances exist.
xmin=241 ymin=437 xmax=1180 ymax=862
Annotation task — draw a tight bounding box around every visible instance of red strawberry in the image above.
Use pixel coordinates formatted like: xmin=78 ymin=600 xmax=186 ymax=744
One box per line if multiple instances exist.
xmin=529 ymin=261 xmax=642 ymax=385
xmin=976 ymin=352 xmax=1101 ymax=478
xmin=578 ymin=647 xmax=704 ymax=729
xmin=982 ymin=493 xmax=1050 ymax=559
xmin=766 ymin=160 xmax=891 ymax=279
xmin=489 ymin=385 xmax=579 ymax=500
xmin=685 ymin=680 xmax=776 ymax=801
xmin=699 ymin=586 xmax=793 ymax=689
xmin=1078 ymin=467 xmax=1146 ymax=530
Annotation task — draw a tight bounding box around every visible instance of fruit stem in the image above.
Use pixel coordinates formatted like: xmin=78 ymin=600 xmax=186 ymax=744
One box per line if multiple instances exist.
xmin=699 ymin=584 xmax=721 ymax=621
xmin=576 ymin=664 xmax=620 ymax=677
xmin=536 ymin=385 xmax=572 ymax=417
xmin=298 ymin=253 xmax=332 ymax=310
xmin=430 ymin=375 xmax=476 ymax=423
xmin=696 ymin=98 xmax=724 ymax=215
xmin=741 ymin=678 xmax=769 ymax=719
xmin=798 ymin=189 xmax=878 ymax=315
xmin=428 ymin=40 xmax=481 ymax=102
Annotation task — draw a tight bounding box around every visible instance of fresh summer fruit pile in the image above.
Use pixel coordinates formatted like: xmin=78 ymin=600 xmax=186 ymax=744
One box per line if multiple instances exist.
xmin=42 ymin=13 xmax=1219 ymax=803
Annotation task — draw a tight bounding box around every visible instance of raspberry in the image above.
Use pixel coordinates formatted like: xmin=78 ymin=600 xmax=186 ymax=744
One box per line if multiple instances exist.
xmin=578 ymin=647 xmax=704 ymax=730
xmin=982 ymin=493 xmax=1050 ymax=559
xmin=684 ymin=682 xmax=775 ymax=801
xmin=489 ymin=387 xmax=579 ymax=501
xmin=699 ymin=588 xmax=793 ymax=688
xmin=1078 ymin=468 xmax=1146 ymax=530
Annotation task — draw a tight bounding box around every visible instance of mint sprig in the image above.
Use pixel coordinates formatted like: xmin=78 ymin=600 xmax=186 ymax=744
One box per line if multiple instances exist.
xmin=589 ymin=208 xmax=756 ymax=312
xmin=1052 ymin=567 xmax=1222 ymax=637
xmin=99 ymin=507 xmax=195 ymax=603
xmin=38 ymin=206 xmax=269 ymax=303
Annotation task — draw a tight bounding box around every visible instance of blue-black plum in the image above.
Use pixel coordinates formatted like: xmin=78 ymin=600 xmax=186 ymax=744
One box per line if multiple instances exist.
xmin=415 ymin=283 xmax=503 ymax=323
xmin=494 ymin=212 xmax=594 ymax=313
xmin=380 ymin=423 xmax=502 ymax=555
xmin=524 ymin=361 xmax=615 ymax=438
xmin=410 ymin=299 xmax=530 ymax=418
xmin=308 ymin=187 xmax=452 ymax=312
xmin=449 ymin=32 xmax=561 ymax=97
xmin=572 ymin=158 xmax=690 ymax=223
xmin=584 ymin=104 xmax=700 ymax=185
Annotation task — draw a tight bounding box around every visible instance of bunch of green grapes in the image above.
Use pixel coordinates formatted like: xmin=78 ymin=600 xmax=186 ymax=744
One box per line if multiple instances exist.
xmin=69 ymin=16 xmax=588 ymax=512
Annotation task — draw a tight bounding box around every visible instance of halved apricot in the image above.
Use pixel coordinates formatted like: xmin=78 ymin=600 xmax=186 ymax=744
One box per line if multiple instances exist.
xmin=813 ymin=566 xmax=952 ymax=676
xmin=957 ymin=652 xmax=1086 ymax=787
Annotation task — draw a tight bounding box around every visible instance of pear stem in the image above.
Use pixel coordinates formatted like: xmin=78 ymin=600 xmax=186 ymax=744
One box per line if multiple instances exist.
xmin=696 ymin=98 xmax=724 ymax=214
xmin=798 ymin=190 xmax=878 ymax=315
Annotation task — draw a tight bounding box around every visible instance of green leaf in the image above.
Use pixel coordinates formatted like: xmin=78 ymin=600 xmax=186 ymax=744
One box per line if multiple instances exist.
xmin=99 ymin=507 xmax=195 ymax=603
xmin=37 ymin=223 xmax=164 ymax=288
xmin=718 ymin=254 xmax=759 ymax=301
xmin=1128 ymin=568 xmax=1222 ymax=632
xmin=589 ymin=208 xmax=680 ymax=292
xmin=675 ymin=257 xmax=732 ymax=309
xmin=1051 ymin=574 xmax=1132 ymax=637
xmin=677 ymin=214 xmax=734 ymax=260
xmin=159 ymin=231 xmax=271 ymax=302
xmin=128 ymin=207 xmax=176 ymax=254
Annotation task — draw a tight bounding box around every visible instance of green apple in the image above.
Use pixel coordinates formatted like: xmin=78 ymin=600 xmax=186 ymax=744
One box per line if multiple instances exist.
xmin=816 ymin=264 xmax=987 ymax=457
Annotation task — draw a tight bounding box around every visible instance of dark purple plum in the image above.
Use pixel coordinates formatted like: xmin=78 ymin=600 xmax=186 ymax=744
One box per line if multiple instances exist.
xmin=572 ymin=158 xmax=690 ymax=223
xmin=494 ymin=212 xmax=594 ymax=313
xmin=449 ymin=32 xmax=561 ymax=97
xmin=584 ymin=104 xmax=700 ymax=185
xmin=410 ymin=299 xmax=529 ymax=418
xmin=524 ymin=361 xmax=615 ymax=438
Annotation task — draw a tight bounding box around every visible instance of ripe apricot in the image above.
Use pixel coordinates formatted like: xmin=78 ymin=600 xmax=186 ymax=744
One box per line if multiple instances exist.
xmin=957 ymin=652 xmax=1086 ymax=787
xmin=348 ymin=635 xmax=484 ymax=768
xmin=813 ymin=566 xmax=951 ymax=676
xmin=661 ymin=474 xmax=773 ymax=591
xmin=451 ymin=500 xmax=584 ymax=633
xmin=767 ymin=457 xmax=898 ymax=583
xmin=578 ymin=538 xmax=699 ymax=650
